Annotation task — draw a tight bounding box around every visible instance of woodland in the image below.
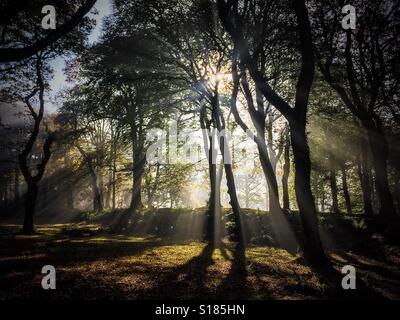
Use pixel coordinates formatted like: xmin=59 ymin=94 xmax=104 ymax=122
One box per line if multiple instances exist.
xmin=0 ymin=0 xmax=400 ymax=299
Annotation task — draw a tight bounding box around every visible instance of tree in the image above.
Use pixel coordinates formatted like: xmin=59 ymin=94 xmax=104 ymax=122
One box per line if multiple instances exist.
xmin=314 ymin=0 xmax=400 ymax=217
xmin=108 ymin=0 xmax=247 ymax=244
xmin=63 ymin=29 xmax=183 ymax=229
xmin=217 ymin=0 xmax=331 ymax=268
xmin=15 ymin=57 xmax=54 ymax=233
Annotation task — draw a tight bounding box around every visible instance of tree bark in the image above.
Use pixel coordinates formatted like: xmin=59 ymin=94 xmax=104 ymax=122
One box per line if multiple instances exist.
xmin=199 ymin=97 xmax=218 ymax=245
xmin=341 ymin=164 xmax=352 ymax=215
xmin=89 ymin=162 xmax=103 ymax=212
xmin=289 ymin=121 xmax=329 ymax=267
xmin=282 ymin=134 xmax=290 ymax=211
xmin=329 ymin=168 xmax=339 ymax=214
xmin=22 ymin=183 xmax=38 ymax=234
xmin=129 ymin=150 xmax=145 ymax=213
xmin=364 ymin=120 xmax=397 ymax=217
xmin=76 ymin=144 xmax=103 ymax=212
xmin=14 ymin=160 xmax=20 ymax=210
xmin=357 ymin=137 xmax=374 ymax=215
xmin=206 ymin=135 xmax=217 ymax=244
xmin=213 ymin=93 xmax=244 ymax=248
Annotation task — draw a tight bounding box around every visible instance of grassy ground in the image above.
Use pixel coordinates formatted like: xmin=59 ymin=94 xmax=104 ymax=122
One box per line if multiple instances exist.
xmin=1 ymin=223 xmax=400 ymax=300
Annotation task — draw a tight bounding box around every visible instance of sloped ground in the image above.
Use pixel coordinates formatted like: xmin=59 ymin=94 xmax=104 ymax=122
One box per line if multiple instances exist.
xmin=0 ymin=223 xmax=399 ymax=300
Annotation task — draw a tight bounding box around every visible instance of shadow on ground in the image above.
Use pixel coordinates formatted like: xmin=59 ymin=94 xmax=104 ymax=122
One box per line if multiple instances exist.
xmin=0 ymin=224 xmax=399 ymax=299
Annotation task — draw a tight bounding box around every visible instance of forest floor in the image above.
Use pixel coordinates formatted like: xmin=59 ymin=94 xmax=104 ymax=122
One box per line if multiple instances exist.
xmin=1 ymin=222 xmax=400 ymax=300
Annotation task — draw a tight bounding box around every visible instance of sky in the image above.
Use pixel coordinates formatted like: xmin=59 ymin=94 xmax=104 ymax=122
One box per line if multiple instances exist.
xmin=48 ymin=0 xmax=113 ymax=110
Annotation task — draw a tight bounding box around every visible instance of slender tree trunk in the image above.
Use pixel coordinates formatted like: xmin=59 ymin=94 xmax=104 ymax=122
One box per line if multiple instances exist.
xmin=365 ymin=121 xmax=397 ymax=217
xmin=88 ymin=163 xmax=102 ymax=212
xmin=104 ymin=173 xmax=111 ymax=209
xmin=64 ymin=154 xmax=74 ymax=209
xmin=214 ymin=159 xmax=224 ymax=247
xmin=14 ymin=161 xmax=20 ymax=210
xmin=269 ymin=157 xmax=280 ymax=211
xmin=213 ymin=95 xmax=244 ymax=248
xmin=76 ymin=145 xmax=103 ymax=213
xmin=282 ymin=135 xmax=290 ymax=211
xmin=200 ymin=96 xmax=218 ymax=245
xmin=98 ymin=173 xmax=104 ymax=208
xmin=329 ymin=169 xmax=339 ymax=213
xmin=324 ymin=124 xmax=339 ymax=214
xmin=40 ymin=179 xmax=48 ymax=213
xmin=112 ymin=171 xmax=116 ymax=210
xmin=112 ymin=134 xmax=117 ymax=210
xmin=0 ymin=184 xmax=5 ymax=211
xmin=257 ymin=142 xmax=292 ymax=246
xmin=148 ymin=163 xmax=160 ymax=210
xmin=223 ymin=161 xmax=244 ymax=247
xmin=394 ymin=170 xmax=400 ymax=213
xmin=245 ymin=175 xmax=250 ymax=208
xmin=206 ymin=137 xmax=217 ymax=245
xmin=341 ymin=164 xmax=352 ymax=215
xmin=357 ymin=139 xmax=374 ymax=215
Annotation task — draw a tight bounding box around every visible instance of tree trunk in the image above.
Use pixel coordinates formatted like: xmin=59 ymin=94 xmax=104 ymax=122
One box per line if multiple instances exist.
xmin=129 ymin=151 xmax=145 ymax=213
xmin=76 ymin=145 xmax=103 ymax=213
xmin=365 ymin=121 xmax=397 ymax=217
xmin=64 ymin=154 xmax=74 ymax=209
xmin=18 ymin=59 xmax=53 ymax=234
xmin=200 ymin=96 xmax=218 ymax=245
xmin=223 ymin=161 xmax=244 ymax=247
xmin=22 ymin=182 xmax=38 ymax=234
xmin=341 ymin=164 xmax=352 ymax=215
xmin=14 ymin=161 xmax=20 ymax=210
xmin=88 ymin=163 xmax=102 ymax=213
xmin=269 ymin=157 xmax=280 ymax=212
xmin=112 ymin=127 xmax=117 ymax=210
xmin=329 ymin=169 xmax=339 ymax=213
xmin=112 ymin=171 xmax=116 ymax=210
xmin=282 ymin=136 xmax=290 ymax=211
xmin=244 ymin=175 xmax=250 ymax=208
xmin=257 ymin=142 xmax=296 ymax=250
xmin=206 ymin=134 xmax=217 ymax=245
xmin=289 ymin=121 xmax=329 ymax=267
xmin=213 ymin=95 xmax=244 ymax=248
xmin=113 ymin=148 xmax=145 ymax=232
xmin=357 ymin=139 xmax=374 ymax=215
xmin=214 ymin=159 xmax=224 ymax=247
